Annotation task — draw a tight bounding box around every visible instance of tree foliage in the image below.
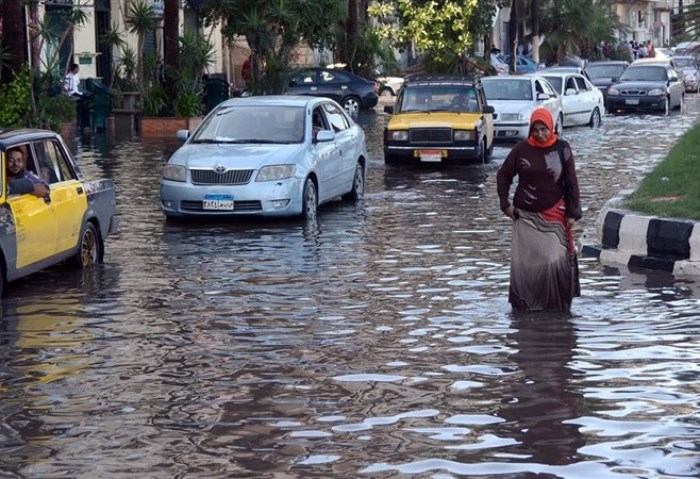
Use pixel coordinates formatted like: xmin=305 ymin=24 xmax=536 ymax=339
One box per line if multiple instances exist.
xmin=369 ymin=0 xmax=479 ymax=72
xmin=201 ymin=0 xmax=346 ymax=94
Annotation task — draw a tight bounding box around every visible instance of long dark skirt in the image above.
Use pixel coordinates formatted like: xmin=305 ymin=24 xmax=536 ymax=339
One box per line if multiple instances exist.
xmin=509 ymin=200 xmax=580 ymax=312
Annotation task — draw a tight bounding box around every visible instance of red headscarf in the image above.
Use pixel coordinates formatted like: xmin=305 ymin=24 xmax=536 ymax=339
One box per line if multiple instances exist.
xmin=526 ymin=107 xmax=558 ymax=148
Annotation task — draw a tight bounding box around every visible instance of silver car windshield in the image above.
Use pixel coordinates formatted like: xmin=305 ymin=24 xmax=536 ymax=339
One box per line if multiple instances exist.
xmin=193 ymin=105 xmax=305 ymax=144
xmin=482 ymin=80 xmax=533 ymax=101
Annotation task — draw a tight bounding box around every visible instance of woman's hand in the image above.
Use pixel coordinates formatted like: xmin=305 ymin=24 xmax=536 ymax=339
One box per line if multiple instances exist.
xmin=505 ymin=205 xmax=519 ymax=220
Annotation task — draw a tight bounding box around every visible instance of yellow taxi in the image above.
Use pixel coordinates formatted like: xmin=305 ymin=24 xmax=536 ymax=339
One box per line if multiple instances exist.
xmin=383 ymin=75 xmax=495 ymax=165
xmin=0 ymin=129 xmax=118 ymax=296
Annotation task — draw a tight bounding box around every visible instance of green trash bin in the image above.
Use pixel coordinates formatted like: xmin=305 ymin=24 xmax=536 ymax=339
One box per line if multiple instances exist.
xmin=84 ymin=78 xmax=111 ymax=134
xmin=204 ymin=77 xmax=229 ymax=113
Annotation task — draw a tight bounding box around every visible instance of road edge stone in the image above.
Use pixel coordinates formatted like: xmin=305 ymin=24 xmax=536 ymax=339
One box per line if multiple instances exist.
xmin=580 ymin=189 xmax=700 ymax=275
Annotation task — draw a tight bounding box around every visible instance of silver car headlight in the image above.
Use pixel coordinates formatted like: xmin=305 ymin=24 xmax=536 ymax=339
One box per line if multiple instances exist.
xmin=256 ymin=165 xmax=296 ymax=182
xmin=390 ymin=130 xmax=408 ymax=141
xmin=647 ymin=88 xmax=665 ymax=96
xmin=454 ymin=130 xmax=476 ymax=141
xmin=163 ymin=164 xmax=187 ymax=182
xmin=607 ymin=87 xmax=619 ymax=95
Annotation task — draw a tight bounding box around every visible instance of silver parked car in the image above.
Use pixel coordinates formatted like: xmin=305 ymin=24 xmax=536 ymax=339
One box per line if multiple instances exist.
xmin=671 ymin=55 xmax=700 ymax=93
xmin=482 ymin=75 xmax=564 ymax=141
xmin=160 ymin=96 xmax=368 ymax=220
xmin=538 ymin=72 xmax=605 ymax=127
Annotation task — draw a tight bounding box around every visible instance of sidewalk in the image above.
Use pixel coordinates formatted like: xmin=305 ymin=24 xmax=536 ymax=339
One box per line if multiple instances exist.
xmin=580 ymin=189 xmax=700 ymax=275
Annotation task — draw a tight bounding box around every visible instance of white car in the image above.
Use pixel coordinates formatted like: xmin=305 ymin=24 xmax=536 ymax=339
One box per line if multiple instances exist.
xmin=481 ymin=75 xmax=563 ymax=141
xmin=160 ymin=96 xmax=368 ymax=221
xmin=377 ymin=76 xmax=404 ymax=96
xmin=537 ymin=72 xmax=605 ymax=127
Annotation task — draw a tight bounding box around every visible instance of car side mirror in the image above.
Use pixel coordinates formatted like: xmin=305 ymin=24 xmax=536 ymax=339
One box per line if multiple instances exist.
xmin=565 ymin=88 xmax=577 ymax=96
xmin=176 ymin=129 xmax=189 ymax=142
xmin=483 ymin=105 xmax=495 ymax=114
xmin=611 ymin=77 xmax=618 ymax=83
xmin=536 ymin=92 xmax=550 ymax=100
xmin=316 ymin=129 xmax=335 ymax=142
xmin=289 ymin=80 xmax=297 ymax=87
xmin=384 ymin=105 xmax=394 ymax=114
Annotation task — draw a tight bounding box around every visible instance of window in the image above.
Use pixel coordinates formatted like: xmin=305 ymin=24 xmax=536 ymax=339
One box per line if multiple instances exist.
xmin=293 ymin=69 xmax=316 ymax=84
xmin=319 ymin=70 xmax=351 ymax=84
xmin=33 ymin=140 xmax=75 ymax=184
xmin=575 ymin=76 xmax=590 ymax=91
xmin=322 ymin=103 xmax=350 ymax=132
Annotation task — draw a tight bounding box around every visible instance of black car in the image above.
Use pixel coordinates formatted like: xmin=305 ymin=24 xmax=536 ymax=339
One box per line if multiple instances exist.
xmin=286 ymin=67 xmax=379 ymax=115
xmin=606 ymin=64 xmax=684 ymax=115
xmin=585 ymin=60 xmax=630 ymax=107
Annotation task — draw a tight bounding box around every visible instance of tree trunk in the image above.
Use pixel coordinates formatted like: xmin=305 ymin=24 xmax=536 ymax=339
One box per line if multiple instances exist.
xmin=1 ymin=0 xmax=26 ymax=82
xmin=508 ymin=0 xmax=518 ymax=73
xmin=531 ymin=0 xmax=540 ymax=63
xmin=164 ymin=0 xmax=179 ymax=112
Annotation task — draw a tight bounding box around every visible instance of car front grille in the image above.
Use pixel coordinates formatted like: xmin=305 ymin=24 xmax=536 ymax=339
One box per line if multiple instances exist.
xmin=190 ymin=169 xmax=254 ymax=185
xmin=620 ymin=90 xmax=648 ymax=96
xmin=409 ymin=128 xmax=453 ymax=144
xmin=180 ymin=200 xmax=262 ymax=212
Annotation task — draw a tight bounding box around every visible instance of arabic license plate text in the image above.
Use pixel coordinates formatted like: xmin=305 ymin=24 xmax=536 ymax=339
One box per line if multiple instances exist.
xmin=203 ymin=195 xmax=234 ymax=210
xmin=625 ymin=98 xmax=640 ymax=105
xmin=418 ymin=150 xmax=443 ymax=162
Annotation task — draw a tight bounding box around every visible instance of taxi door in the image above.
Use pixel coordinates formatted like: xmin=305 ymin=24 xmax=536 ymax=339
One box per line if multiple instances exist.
xmin=31 ymin=139 xmax=87 ymax=254
xmin=3 ymin=149 xmax=57 ymax=269
xmin=478 ymin=89 xmax=495 ymax=148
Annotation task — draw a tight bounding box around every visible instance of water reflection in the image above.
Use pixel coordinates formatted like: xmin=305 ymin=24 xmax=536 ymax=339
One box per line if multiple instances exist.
xmin=499 ymin=312 xmax=585 ymax=466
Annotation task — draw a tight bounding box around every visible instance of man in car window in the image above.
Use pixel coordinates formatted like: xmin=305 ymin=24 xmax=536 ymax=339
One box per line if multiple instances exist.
xmin=6 ymin=147 xmax=50 ymax=197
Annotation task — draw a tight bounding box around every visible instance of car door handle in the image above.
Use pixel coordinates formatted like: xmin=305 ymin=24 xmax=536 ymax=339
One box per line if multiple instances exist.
xmin=311 ymin=86 xmax=318 ymax=91
xmin=76 ymin=186 xmax=84 ymax=195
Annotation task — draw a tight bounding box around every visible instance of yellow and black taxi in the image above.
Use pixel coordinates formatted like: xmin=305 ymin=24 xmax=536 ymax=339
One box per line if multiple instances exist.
xmin=383 ymin=75 xmax=495 ymax=164
xmin=0 ymin=129 xmax=118 ymax=296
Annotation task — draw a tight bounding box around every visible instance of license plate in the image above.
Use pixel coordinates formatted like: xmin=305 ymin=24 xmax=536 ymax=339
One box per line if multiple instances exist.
xmin=416 ymin=149 xmax=444 ymax=162
xmin=203 ymin=194 xmax=234 ymax=210
xmin=625 ymin=98 xmax=640 ymax=105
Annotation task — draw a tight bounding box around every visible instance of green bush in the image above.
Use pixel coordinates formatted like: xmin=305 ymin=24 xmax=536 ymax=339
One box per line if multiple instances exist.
xmin=0 ymin=64 xmax=31 ymax=127
xmin=37 ymin=95 xmax=76 ymax=131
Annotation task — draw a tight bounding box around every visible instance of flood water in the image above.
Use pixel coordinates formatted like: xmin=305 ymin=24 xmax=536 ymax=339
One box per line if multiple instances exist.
xmin=1 ymin=96 xmax=699 ymax=478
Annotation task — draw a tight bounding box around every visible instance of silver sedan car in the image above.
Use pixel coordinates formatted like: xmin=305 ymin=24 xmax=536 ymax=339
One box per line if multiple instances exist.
xmin=160 ymin=96 xmax=368 ymax=220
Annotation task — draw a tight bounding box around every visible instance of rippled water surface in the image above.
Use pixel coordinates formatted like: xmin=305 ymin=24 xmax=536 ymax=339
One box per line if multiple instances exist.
xmin=1 ymin=97 xmax=699 ymax=478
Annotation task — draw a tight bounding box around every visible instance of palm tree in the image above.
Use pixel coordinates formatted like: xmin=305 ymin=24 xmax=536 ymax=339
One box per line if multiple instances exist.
xmin=125 ymin=0 xmax=158 ymax=93
xmin=100 ymin=24 xmax=126 ymax=88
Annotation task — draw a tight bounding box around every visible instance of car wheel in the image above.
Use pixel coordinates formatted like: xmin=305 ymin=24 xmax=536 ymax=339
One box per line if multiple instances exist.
xmin=477 ymin=140 xmax=487 ymax=163
xmin=342 ymin=96 xmax=361 ymax=116
xmin=555 ymin=114 xmax=564 ymax=136
xmin=71 ymin=222 xmax=102 ymax=269
xmin=0 ymin=263 xmax=5 ymax=298
xmin=677 ymin=94 xmax=684 ymax=111
xmin=663 ymin=97 xmax=670 ymax=116
xmin=588 ymin=108 xmax=602 ymax=128
xmin=301 ymin=178 xmax=318 ymax=222
xmin=343 ymin=163 xmax=365 ymax=201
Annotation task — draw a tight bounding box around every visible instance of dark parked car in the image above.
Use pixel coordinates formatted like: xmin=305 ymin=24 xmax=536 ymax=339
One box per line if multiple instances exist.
xmin=286 ymin=67 xmax=379 ymax=115
xmin=606 ymin=63 xmax=684 ymax=115
xmin=585 ymin=61 xmax=630 ymax=107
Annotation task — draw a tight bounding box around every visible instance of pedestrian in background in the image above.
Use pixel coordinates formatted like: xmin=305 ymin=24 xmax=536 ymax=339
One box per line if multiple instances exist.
xmin=64 ymin=63 xmax=82 ymax=97
xmin=496 ymin=108 xmax=582 ymax=312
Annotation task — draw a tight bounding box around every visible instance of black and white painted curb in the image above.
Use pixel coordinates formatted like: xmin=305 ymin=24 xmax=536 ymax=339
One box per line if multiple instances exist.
xmin=580 ymin=189 xmax=700 ymax=275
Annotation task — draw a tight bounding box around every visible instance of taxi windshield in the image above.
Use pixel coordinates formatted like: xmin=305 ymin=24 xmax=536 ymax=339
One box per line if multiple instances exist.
xmin=398 ymin=86 xmax=478 ymax=113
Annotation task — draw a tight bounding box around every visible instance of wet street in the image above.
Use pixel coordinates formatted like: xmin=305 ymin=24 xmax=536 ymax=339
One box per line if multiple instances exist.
xmin=1 ymin=96 xmax=700 ymax=478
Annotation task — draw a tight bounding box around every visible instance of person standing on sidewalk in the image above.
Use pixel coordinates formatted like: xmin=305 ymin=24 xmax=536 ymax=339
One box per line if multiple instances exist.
xmin=496 ymin=108 xmax=582 ymax=312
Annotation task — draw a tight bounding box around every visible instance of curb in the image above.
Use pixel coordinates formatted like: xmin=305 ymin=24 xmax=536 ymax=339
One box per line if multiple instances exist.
xmin=580 ymin=189 xmax=700 ymax=275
